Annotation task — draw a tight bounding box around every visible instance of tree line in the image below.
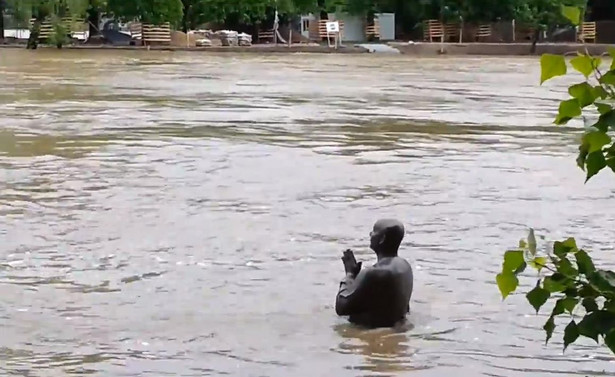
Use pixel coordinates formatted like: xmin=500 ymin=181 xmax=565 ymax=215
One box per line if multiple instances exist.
xmin=0 ymin=0 xmax=614 ymax=49
xmin=2 ymin=0 xmax=614 ymax=35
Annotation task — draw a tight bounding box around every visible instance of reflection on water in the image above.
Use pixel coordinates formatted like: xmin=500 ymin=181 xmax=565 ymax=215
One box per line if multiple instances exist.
xmin=0 ymin=130 xmax=109 ymax=158
xmin=1 ymin=49 xmax=615 ymax=377
xmin=334 ymin=322 xmax=418 ymax=376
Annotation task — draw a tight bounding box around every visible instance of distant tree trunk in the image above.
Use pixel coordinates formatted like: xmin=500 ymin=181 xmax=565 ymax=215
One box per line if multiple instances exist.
xmin=181 ymin=1 xmax=190 ymax=32
xmin=317 ymin=0 xmax=327 ymax=19
xmin=367 ymin=10 xmax=375 ymax=25
xmin=0 ymin=0 xmax=5 ymax=42
xmin=27 ymin=19 xmax=42 ymax=49
xmin=224 ymin=13 xmax=240 ymax=32
xmin=27 ymin=4 xmax=52 ymax=50
xmin=367 ymin=7 xmax=375 ymax=42
xmin=87 ymin=6 xmax=100 ymax=37
xmin=530 ymin=28 xmax=540 ymax=54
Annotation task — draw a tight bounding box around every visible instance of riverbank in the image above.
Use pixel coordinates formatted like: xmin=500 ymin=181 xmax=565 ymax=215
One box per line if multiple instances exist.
xmin=1 ymin=41 xmax=612 ymax=55
xmin=0 ymin=43 xmax=370 ymax=54
xmin=390 ymin=41 xmax=615 ymax=56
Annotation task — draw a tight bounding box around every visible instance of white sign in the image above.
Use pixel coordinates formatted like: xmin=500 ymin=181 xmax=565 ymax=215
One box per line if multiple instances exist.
xmin=326 ymin=21 xmax=339 ymax=34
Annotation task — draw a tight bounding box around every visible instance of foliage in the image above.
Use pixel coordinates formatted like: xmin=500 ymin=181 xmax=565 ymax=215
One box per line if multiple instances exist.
xmin=512 ymin=0 xmax=581 ymax=31
xmin=408 ymin=0 xmax=571 ymax=24
xmin=5 ymin=0 xmax=88 ymax=19
xmin=173 ymin=0 xmax=597 ymax=28
xmin=437 ymin=0 xmax=517 ymax=23
xmin=3 ymin=0 xmax=90 ymax=48
xmin=541 ymin=41 xmax=615 ymax=178
xmin=498 ymin=5 xmax=615 ymax=355
xmin=107 ymin=0 xmax=183 ymax=25
xmin=178 ymin=0 xmax=321 ymax=30
xmin=4 ymin=0 xmax=90 ymax=24
xmin=190 ymin=0 xmax=273 ymax=24
xmin=498 ymin=230 xmax=615 ymax=353
xmin=1 ymin=0 xmax=605 ymax=33
xmin=587 ymin=0 xmax=615 ymax=20
xmin=48 ymin=15 xmax=69 ymax=47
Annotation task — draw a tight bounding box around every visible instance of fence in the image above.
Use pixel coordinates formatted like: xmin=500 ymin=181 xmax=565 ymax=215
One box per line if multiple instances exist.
xmin=415 ymin=20 xmax=615 ymax=44
xmin=128 ymin=22 xmax=171 ymax=45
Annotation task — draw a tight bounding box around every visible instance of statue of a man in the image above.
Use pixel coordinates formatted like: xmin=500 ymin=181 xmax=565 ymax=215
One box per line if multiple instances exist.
xmin=335 ymin=219 xmax=413 ymax=328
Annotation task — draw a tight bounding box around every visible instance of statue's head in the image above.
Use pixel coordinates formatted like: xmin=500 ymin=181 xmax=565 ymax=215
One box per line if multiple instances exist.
xmin=369 ymin=219 xmax=405 ymax=256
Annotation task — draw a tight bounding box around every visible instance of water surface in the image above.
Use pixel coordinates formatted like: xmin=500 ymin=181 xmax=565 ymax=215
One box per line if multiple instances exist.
xmin=1 ymin=49 xmax=614 ymax=376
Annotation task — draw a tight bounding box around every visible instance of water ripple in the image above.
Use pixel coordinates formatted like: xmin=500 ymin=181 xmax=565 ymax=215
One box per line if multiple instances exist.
xmin=0 ymin=50 xmax=613 ymax=377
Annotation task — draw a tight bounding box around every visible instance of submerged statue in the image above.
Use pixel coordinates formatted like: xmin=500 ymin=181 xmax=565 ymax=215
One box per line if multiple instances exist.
xmin=335 ymin=219 xmax=413 ymax=328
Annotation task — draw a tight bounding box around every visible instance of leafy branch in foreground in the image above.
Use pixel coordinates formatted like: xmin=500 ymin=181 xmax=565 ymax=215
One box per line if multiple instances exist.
xmin=498 ymin=4 xmax=615 ymax=355
xmin=498 ymin=229 xmax=615 ymax=353
xmin=540 ymin=47 xmax=615 ymax=182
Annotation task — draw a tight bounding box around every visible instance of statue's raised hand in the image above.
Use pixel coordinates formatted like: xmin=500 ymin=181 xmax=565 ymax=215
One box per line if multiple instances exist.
xmin=342 ymin=249 xmax=362 ymax=277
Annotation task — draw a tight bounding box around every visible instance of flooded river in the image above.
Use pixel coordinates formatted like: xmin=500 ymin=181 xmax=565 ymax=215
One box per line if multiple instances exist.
xmin=1 ymin=49 xmax=614 ymax=376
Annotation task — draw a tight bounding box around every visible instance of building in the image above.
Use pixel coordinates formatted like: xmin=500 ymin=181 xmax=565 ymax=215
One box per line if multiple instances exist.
xmin=300 ymin=12 xmax=396 ymax=43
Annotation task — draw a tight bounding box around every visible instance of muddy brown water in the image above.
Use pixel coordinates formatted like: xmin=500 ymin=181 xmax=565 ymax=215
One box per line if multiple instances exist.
xmin=1 ymin=49 xmax=615 ymax=376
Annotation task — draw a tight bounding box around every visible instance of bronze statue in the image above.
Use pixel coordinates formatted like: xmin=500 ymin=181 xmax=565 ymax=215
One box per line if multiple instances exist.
xmin=335 ymin=219 xmax=413 ymax=328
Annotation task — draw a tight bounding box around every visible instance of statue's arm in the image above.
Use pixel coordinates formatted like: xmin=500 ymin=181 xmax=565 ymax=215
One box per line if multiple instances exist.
xmin=335 ymin=270 xmax=371 ymax=316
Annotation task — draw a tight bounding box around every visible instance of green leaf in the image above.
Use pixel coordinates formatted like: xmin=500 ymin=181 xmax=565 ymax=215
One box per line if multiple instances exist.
xmin=579 ymin=284 xmax=600 ymax=299
xmin=564 ymin=320 xmax=579 ymax=350
xmin=544 ymin=315 xmax=556 ymax=344
xmin=583 ymin=131 xmax=611 ymax=153
xmin=578 ymin=312 xmax=600 ymax=342
xmin=599 ymin=71 xmax=615 ymax=86
xmin=557 ymin=257 xmax=579 ymax=278
xmin=605 ymin=300 xmax=615 ymax=313
xmin=562 ymin=296 xmax=579 ymax=314
xmin=563 ymin=238 xmax=577 ymax=249
xmin=595 ymin=110 xmax=615 ymax=132
xmin=553 ymin=238 xmax=577 ymax=258
xmin=563 ymin=287 xmax=579 ymax=298
xmin=577 ymin=311 xmax=615 ymax=341
xmin=529 ymin=256 xmax=548 ymax=271
xmin=561 ymin=5 xmax=581 ymax=25
xmin=503 ymin=250 xmax=525 ymax=273
xmin=582 ymin=297 xmax=599 ymax=312
xmin=553 ymin=298 xmax=566 ymax=316
xmin=585 ymin=151 xmax=607 ymax=182
xmin=570 ymin=55 xmax=599 ymax=78
xmin=575 ymin=250 xmax=596 ymax=276
xmin=544 ymin=273 xmax=568 ymax=293
xmin=527 ymin=228 xmax=537 ymax=256
xmin=591 ymin=270 xmax=615 ymax=290
xmin=527 ymin=282 xmax=551 ymax=313
xmin=586 ymin=270 xmax=615 ymax=300
xmin=595 ymin=311 xmax=615 ymax=333
xmin=519 ymin=239 xmax=527 ymax=248
xmin=568 ymin=82 xmax=596 ymax=107
xmin=540 ymin=54 xmax=567 ymax=84
xmin=496 ymin=272 xmax=519 ymax=299
xmin=593 ymin=86 xmax=609 ymax=100
xmin=514 ymin=261 xmax=527 ymax=275
xmin=596 ymin=103 xmax=612 ymax=114
xmin=605 ymin=330 xmax=615 ymax=354
xmin=554 ymin=99 xmax=582 ymax=125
